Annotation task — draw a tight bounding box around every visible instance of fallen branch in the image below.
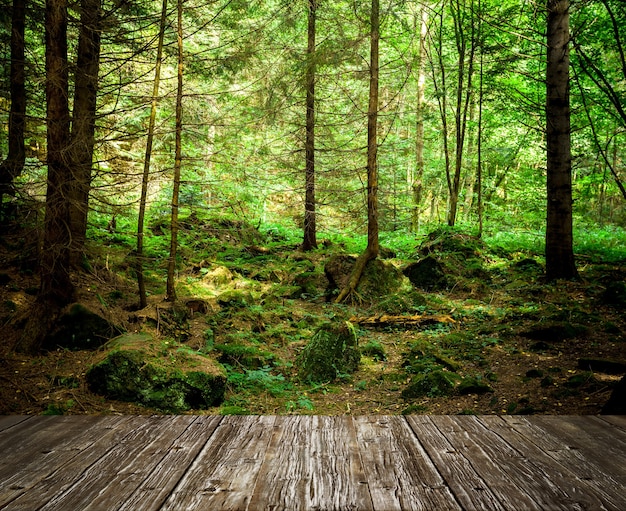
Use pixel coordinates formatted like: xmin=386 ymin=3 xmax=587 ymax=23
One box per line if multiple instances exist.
xmin=350 ymin=313 xmax=455 ymax=328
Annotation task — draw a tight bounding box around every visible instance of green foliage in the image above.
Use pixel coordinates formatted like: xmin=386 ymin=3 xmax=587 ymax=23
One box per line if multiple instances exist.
xmin=360 ymin=339 xmax=387 ymax=361
xmin=225 ymin=365 xmax=290 ymax=397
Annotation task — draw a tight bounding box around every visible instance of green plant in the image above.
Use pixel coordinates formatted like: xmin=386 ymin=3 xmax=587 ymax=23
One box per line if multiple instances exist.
xmin=43 ymin=400 xmax=75 ymax=415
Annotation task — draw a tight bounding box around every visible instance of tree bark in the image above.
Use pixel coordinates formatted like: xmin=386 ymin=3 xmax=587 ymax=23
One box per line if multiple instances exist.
xmin=68 ymin=0 xmax=102 ymax=266
xmin=447 ymin=0 xmax=475 ymax=227
xmin=335 ymin=0 xmax=379 ymax=303
xmin=166 ymin=0 xmax=184 ymax=302
xmin=412 ymin=4 xmax=428 ymax=233
xmin=0 ymin=0 xmax=26 ymax=212
xmin=137 ymin=0 xmax=168 ymax=308
xmin=16 ymin=0 xmax=75 ymax=352
xmin=302 ymin=0 xmax=317 ymax=251
xmin=545 ymin=0 xmax=577 ymax=280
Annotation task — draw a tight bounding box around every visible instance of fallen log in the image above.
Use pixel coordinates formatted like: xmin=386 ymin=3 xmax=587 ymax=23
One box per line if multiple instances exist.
xmin=350 ymin=313 xmax=455 ymax=328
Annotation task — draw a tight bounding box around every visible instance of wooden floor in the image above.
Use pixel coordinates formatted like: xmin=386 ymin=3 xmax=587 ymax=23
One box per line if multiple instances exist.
xmin=1 ymin=415 xmax=625 ymax=510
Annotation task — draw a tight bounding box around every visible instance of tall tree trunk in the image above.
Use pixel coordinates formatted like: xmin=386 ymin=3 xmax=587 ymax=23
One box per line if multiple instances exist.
xmin=166 ymin=0 xmax=184 ymax=302
xmin=476 ymin=0 xmax=484 ymax=237
xmin=68 ymin=0 xmax=102 ymax=266
xmin=335 ymin=0 xmax=379 ymax=304
xmin=302 ymin=0 xmax=317 ymax=251
xmin=0 ymin=0 xmax=26 ymax=214
xmin=16 ymin=0 xmax=74 ymax=352
xmin=137 ymin=0 xmax=168 ymax=308
xmin=412 ymin=4 xmax=428 ymax=233
xmin=447 ymin=0 xmax=475 ymax=227
xmin=545 ymin=0 xmax=577 ymax=280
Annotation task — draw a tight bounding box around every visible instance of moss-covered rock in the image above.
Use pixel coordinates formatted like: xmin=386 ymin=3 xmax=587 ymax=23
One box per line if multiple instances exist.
xmin=298 ymin=321 xmax=360 ymax=382
xmin=86 ymin=333 xmax=226 ymax=412
xmin=401 ymin=370 xmax=460 ymax=399
xmin=42 ymin=303 xmax=123 ymax=351
xmin=403 ymin=257 xmax=447 ymax=291
xmin=324 ymin=255 xmax=411 ymax=302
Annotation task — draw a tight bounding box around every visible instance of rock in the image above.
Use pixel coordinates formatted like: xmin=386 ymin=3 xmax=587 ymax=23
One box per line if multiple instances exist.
xmin=401 ymin=370 xmax=458 ymax=399
xmin=403 ymin=256 xmax=447 ymax=291
xmin=521 ymin=322 xmax=588 ymax=343
xmin=324 ymin=255 xmax=411 ymax=301
xmin=202 ymin=265 xmax=235 ymax=287
xmin=217 ymin=290 xmax=253 ymax=308
xmin=514 ymin=258 xmax=543 ymax=272
xmin=324 ymin=254 xmax=356 ymax=293
xmin=601 ymin=281 xmax=626 ymax=307
xmin=602 ymin=375 xmax=626 ymax=415
xmin=297 ymin=321 xmax=360 ymax=383
xmin=42 ymin=303 xmax=123 ymax=351
xmin=578 ymin=358 xmax=626 ymax=375
xmin=86 ymin=333 xmax=226 ymax=412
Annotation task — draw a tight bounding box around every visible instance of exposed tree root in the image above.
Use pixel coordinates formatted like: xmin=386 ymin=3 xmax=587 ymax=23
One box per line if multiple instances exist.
xmin=334 ymin=247 xmax=377 ymax=304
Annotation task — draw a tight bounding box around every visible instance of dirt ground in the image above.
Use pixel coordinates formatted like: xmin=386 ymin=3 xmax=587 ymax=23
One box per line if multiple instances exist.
xmin=1 ymin=235 xmax=625 ymax=417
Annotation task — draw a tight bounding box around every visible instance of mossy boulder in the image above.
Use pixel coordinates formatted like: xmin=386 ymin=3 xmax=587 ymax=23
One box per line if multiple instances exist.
xmin=401 ymin=370 xmax=459 ymax=399
xmin=324 ymin=255 xmax=411 ymax=302
xmin=217 ymin=290 xmax=253 ymax=308
xmin=403 ymin=256 xmax=447 ymax=291
xmin=86 ymin=333 xmax=226 ymax=412
xmin=298 ymin=321 xmax=360 ymax=382
xmin=42 ymin=303 xmax=123 ymax=351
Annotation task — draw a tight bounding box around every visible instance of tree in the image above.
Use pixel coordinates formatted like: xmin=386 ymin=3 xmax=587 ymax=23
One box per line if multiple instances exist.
xmin=68 ymin=0 xmax=102 ymax=266
xmin=16 ymin=0 xmax=75 ymax=352
xmin=0 ymin=0 xmax=26 ymax=215
xmin=302 ymin=0 xmax=318 ymax=251
xmin=411 ymin=2 xmax=428 ymax=232
xmin=166 ymin=0 xmax=184 ymax=302
xmin=545 ymin=0 xmax=577 ymax=280
xmin=335 ymin=0 xmax=379 ymax=303
xmin=137 ymin=0 xmax=168 ymax=309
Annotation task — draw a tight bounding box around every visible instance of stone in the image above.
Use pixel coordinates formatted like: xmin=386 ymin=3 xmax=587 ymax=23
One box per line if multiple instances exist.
xmin=42 ymin=303 xmax=123 ymax=351
xmin=297 ymin=321 xmax=360 ymax=383
xmin=324 ymin=255 xmax=411 ymax=301
xmin=86 ymin=333 xmax=226 ymax=412
xmin=403 ymin=256 xmax=447 ymax=291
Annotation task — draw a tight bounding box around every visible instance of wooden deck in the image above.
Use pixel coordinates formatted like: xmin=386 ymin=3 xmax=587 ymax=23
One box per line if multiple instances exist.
xmin=1 ymin=415 xmax=625 ymax=510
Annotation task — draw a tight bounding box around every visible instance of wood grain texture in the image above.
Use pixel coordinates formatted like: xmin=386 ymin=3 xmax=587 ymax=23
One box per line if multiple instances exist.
xmin=160 ymin=415 xmax=276 ymax=511
xmin=355 ymin=416 xmax=461 ymax=511
xmin=0 ymin=415 xmax=625 ymax=511
xmin=249 ymin=416 xmax=373 ymax=510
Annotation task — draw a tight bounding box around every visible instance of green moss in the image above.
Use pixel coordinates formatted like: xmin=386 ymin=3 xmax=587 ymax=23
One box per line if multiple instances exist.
xmin=401 ymin=370 xmax=459 ymax=399
xmin=298 ymin=321 xmax=360 ymax=383
xmin=457 ymin=376 xmax=494 ymax=395
xmin=361 ymin=340 xmax=387 ymax=361
xmin=86 ymin=334 xmax=226 ymax=412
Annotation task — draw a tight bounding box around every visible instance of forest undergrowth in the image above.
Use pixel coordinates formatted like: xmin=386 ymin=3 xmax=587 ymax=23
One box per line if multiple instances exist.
xmin=1 ymin=215 xmax=625 ymax=416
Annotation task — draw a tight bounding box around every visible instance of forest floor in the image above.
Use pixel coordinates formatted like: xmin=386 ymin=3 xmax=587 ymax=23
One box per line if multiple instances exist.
xmin=1 ymin=219 xmax=625 ymax=416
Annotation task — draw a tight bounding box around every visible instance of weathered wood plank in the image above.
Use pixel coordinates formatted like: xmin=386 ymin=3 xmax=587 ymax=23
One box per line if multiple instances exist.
xmin=405 ymin=416 xmax=507 ymax=510
xmin=160 ymin=415 xmax=276 ymax=511
xmin=429 ymin=416 xmax=554 ymax=510
xmin=0 ymin=415 xmax=105 ymax=506
xmin=354 ymin=416 xmax=461 ymax=511
xmin=0 ymin=415 xmax=31 ymax=432
xmin=1 ymin=415 xmax=625 ymax=511
xmin=494 ymin=416 xmax=625 ymax=510
xmin=530 ymin=416 xmax=626 ymax=486
xmin=119 ymin=415 xmax=223 ymax=511
xmin=598 ymin=415 xmax=626 ymax=432
xmin=249 ymin=416 xmax=373 ymax=511
xmin=2 ymin=415 xmax=143 ymax=510
xmin=34 ymin=415 xmax=197 ymax=510
xmin=449 ymin=415 xmax=617 ymax=510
